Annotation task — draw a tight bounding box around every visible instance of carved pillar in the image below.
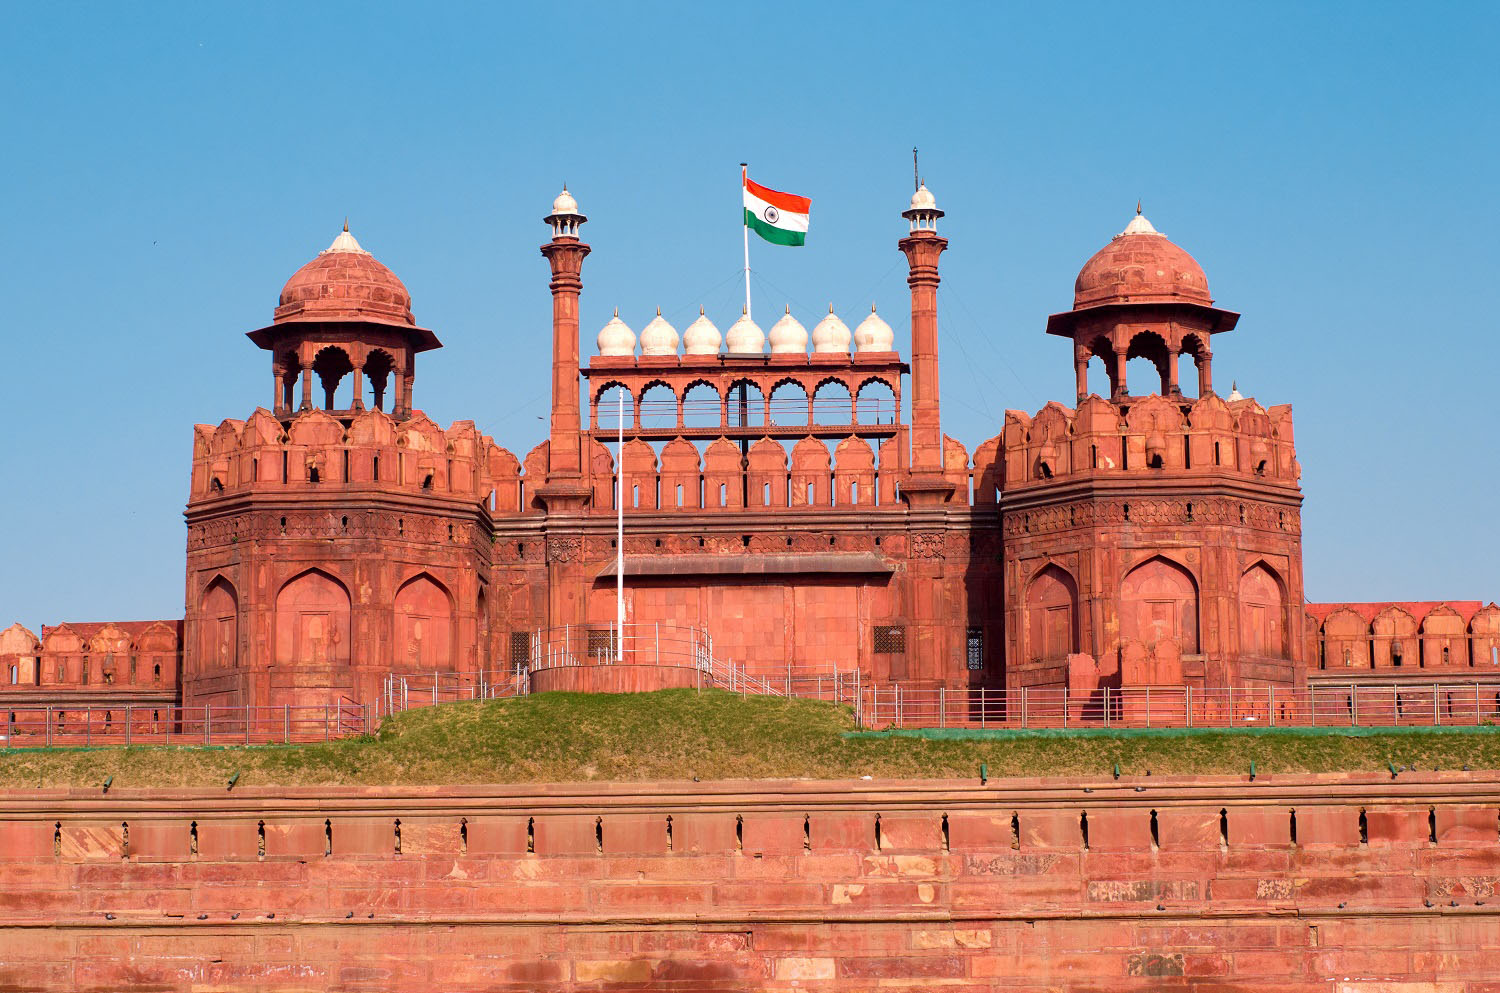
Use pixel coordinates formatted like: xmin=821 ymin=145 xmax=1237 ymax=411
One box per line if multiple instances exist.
xmin=1199 ymin=351 xmax=1214 ymax=396
xmin=1074 ymin=348 xmax=1089 ymax=403
xmin=299 ymin=365 xmax=313 ymax=412
xmin=272 ymin=368 xmax=284 ymax=413
xmin=1113 ymin=349 xmax=1128 ymax=400
xmin=1166 ymin=350 xmax=1180 ymax=395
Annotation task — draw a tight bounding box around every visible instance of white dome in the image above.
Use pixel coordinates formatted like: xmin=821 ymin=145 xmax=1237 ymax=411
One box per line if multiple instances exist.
xmin=725 ymin=309 xmax=765 ymax=355
xmin=324 ymin=220 xmax=368 ymax=255
xmin=811 ymin=305 xmax=851 ymax=353
xmin=638 ymin=308 xmax=679 ymax=356
xmin=596 ymin=310 xmax=636 ymax=357
xmin=1119 ymin=203 xmax=1161 ymax=237
xmin=682 ymin=308 xmax=721 ymax=355
xmin=910 ymin=184 xmax=938 ymax=212
xmin=552 ymin=186 xmax=579 ymax=215
xmin=853 ymin=305 xmax=894 ymax=352
xmin=768 ymin=306 xmax=808 ymax=354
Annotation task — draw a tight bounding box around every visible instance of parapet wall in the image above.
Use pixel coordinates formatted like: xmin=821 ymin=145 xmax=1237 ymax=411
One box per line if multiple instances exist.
xmin=5 ymin=773 xmax=1500 ymax=990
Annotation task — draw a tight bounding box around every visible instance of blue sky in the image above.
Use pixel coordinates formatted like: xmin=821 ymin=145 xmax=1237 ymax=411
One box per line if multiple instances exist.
xmin=1 ymin=2 xmax=1495 ymax=626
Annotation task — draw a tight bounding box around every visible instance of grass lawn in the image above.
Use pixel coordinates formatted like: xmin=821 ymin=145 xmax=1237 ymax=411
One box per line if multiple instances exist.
xmin=2 ymin=689 xmax=1498 ymax=789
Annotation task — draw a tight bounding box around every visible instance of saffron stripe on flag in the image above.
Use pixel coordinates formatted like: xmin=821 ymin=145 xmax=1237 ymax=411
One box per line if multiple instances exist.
xmin=745 ymin=209 xmax=807 ymax=246
xmin=743 ymin=176 xmax=811 ymax=214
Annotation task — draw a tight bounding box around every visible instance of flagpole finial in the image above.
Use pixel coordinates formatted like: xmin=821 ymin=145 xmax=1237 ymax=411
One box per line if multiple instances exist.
xmin=912 ymin=147 xmax=919 ymax=192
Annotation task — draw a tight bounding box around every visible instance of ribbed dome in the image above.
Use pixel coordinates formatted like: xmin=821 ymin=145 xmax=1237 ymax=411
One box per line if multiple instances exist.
xmin=1072 ymin=210 xmax=1212 ymax=310
xmin=552 ymin=186 xmax=579 ymax=215
xmin=853 ymin=305 xmax=894 ymax=352
xmin=274 ymin=225 xmax=415 ymax=327
xmin=682 ymin=308 xmax=721 ymax=355
xmin=811 ymin=306 xmax=852 ymax=353
xmin=910 ymin=184 xmax=938 ymax=211
xmin=639 ymin=308 xmax=679 ymax=356
xmin=725 ymin=310 xmax=765 ymax=355
xmin=768 ymin=307 xmax=808 ymax=354
xmin=597 ymin=310 xmax=636 ymax=356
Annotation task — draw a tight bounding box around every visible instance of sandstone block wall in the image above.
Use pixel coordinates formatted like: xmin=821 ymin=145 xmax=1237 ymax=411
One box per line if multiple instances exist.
xmin=4 ymin=774 xmax=1500 ymax=990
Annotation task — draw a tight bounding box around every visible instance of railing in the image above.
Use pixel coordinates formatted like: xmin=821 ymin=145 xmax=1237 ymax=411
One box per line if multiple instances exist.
xmin=0 ymin=701 xmax=372 ymax=749
xmin=855 ymin=682 xmax=1500 ymax=731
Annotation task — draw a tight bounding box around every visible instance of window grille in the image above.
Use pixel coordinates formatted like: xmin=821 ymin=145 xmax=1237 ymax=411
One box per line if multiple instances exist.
xmin=509 ymin=632 xmax=532 ymax=666
xmin=587 ymin=628 xmax=618 ymax=661
xmin=873 ymin=625 xmax=906 ymax=655
xmin=966 ymin=628 xmax=984 ymax=671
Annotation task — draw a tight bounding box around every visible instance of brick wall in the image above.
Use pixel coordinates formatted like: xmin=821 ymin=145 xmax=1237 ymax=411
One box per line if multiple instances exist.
xmin=4 ymin=773 xmax=1500 ymax=990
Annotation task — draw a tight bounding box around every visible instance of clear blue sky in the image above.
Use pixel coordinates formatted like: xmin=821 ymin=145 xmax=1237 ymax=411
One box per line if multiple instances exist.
xmin=2 ymin=2 xmax=1495 ymax=628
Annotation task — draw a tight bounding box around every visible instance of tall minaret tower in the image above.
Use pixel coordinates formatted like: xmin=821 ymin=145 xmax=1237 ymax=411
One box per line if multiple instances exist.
xmin=538 ymin=186 xmax=592 ymax=511
xmin=898 ymin=177 xmax=953 ymax=506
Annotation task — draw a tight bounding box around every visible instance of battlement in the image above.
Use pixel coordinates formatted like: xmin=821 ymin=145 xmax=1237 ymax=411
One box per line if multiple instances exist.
xmin=1002 ymin=392 xmax=1299 ymax=492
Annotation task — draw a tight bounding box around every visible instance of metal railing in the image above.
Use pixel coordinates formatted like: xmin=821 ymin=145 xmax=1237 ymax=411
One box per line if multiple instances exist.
xmin=0 ymin=700 xmax=372 ymax=748
xmin=854 ymin=682 xmax=1500 ymax=731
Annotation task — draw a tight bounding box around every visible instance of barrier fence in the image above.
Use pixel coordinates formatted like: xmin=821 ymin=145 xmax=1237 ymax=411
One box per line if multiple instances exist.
xmin=0 ymin=700 xmax=371 ymax=748
xmin=855 ymin=682 xmax=1500 ymax=730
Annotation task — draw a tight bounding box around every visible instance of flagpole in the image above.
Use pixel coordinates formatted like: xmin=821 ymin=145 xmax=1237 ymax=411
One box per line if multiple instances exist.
xmin=741 ymin=162 xmax=752 ymax=320
xmin=616 ymin=382 xmax=625 ymax=663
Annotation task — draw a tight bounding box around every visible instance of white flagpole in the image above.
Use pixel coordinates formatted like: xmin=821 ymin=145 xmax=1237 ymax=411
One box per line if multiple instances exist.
xmin=741 ymin=162 xmax=752 ymax=320
xmin=616 ymin=383 xmax=625 ymax=662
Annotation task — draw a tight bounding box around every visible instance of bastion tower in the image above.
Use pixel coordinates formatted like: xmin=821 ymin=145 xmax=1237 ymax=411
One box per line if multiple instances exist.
xmin=181 ymin=226 xmax=497 ymax=709
xmin=998 ymin=209 xmax=1305 ymax=691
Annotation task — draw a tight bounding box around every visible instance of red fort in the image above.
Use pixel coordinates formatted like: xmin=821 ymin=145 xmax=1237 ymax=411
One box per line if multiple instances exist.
xmin=3 ymin=185 xmax=1499 ymax=992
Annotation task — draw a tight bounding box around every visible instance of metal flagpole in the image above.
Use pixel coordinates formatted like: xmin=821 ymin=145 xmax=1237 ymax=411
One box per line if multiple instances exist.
xmin=616 ymin=383 xmax=625 ymax=662
xmin=741 ymin=162 xmax=752 ymax=320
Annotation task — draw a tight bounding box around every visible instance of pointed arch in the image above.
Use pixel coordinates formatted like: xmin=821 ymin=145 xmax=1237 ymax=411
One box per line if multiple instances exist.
xmin=1120 ymin=555 xmax=1199 ymax=653
xmin=1025 ymin=563 xmax=1079 ymax=662
xmin=274 ymin=568 xmax=352 ymax=667
xmin=394 ymin=572 xmax=454 ymax=671
xmin=1239 ymin=561 xmax=1287 ymax=658
xmin=200 ymin=575 xmax=239 ymax=670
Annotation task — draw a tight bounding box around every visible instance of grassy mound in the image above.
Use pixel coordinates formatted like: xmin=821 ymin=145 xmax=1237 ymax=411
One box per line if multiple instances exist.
xmin=2 ymin=689 xmax=1499 ymax=789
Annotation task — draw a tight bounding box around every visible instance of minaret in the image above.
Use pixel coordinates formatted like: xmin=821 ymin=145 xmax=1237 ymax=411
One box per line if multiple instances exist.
xmin=898 ymin=180 xmax=953 ymax=506
xmin=538 ymin=186 xmax=592 ymax=510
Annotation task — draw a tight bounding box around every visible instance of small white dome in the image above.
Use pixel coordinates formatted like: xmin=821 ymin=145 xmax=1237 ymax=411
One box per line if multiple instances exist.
xmin=682 ymin=308 xmax=721 ymax=355
xmin=552 ymin=186 xmax=579 ymax=215
xmin=725 ymin=309 xmax=765 ymax=355
xmin=638 ymin=308 xmax=679 ymax=356
xmin=853 ymin=305 xmax=894 ymax=352
xmin=768 ymin=306 xmax=808 ymax=354
xmin=597 ymin=310 xmax=636 ymax=357
xmin=811 ymin=305 xmax=851 ymax=353
xmin=1227 ymin=381 xmax=1244 ymax=402
xmin=910 ymin=184 xmax=938 ymax=212
xmin=1119 ymin=203 xmax=1161 ymax=237
xmin=324 ymin=220 xmax=368 ymax=255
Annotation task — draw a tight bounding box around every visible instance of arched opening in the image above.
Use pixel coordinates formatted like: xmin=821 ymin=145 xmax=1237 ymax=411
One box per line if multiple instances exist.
xmin=1239 ymin=563 xmax=1287 ymax=658
xmin=199 ymin=576 xmax=239 ymax=670
xmin=394 ymin=573 xmax=454 ymax=671
xmin=681 ymin=382 xmax=721 ymax=430
xmin=855 ymin=379 xmax=897 ymax=425
xmin=726 ymin=380 xmax=766 ymax=428
xmin=312 ymin=347 xmax=355 ymax=410
xmin=476 ymin=586 xmax=489 ymax=670
xmin=1179 ymin=334 xmax=1209 ymax=398
xmin=768 ymin=381 xmax=809 ymax=427
xmin=1124 ymin=331 xmax=1170 ymax=398
xmin=274 ymin=569 xmax=352 ymax=667
xmin=637 ymin=382 xmax=677 ymax=431
xmin=1025 ymin=565 xmax=1078 ymax=662
xmin=279 ymin=350 xmax=302 ymax=410
xmin=1083 ymin=336 xmax=1115 ymax=398
xmin=1120 ymin=556 xmax=1200 ymax=653
xmin=363 ymin=349 xmax=395 ymax=411
xmin=595 ymin=384 xmax=635 ymax=433
xmin=812 ymin=380 xmax=853 ymax=425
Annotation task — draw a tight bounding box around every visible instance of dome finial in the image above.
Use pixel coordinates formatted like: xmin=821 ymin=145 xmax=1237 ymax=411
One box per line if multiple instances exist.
xmin=656 ymin=305 xmax=662 ymax=316
xmin=1136 ymin=199 xmax=1142 ymax=216
xmin=613 ymin=306 xmax=618 ymax=317
xmin=699 ymin=305 xmax=705 ymax=315
xmin=343 ymin=216 xmax=349 ymax=233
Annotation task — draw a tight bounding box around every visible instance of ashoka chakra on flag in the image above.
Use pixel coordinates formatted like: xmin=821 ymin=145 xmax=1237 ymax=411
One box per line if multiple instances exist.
xmin=743 ymin=174 xmax=810 ymax=246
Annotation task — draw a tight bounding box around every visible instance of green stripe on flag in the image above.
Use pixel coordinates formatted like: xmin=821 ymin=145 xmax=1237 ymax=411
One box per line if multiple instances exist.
xmin=744 ymin=209 xmax=806 ymax=246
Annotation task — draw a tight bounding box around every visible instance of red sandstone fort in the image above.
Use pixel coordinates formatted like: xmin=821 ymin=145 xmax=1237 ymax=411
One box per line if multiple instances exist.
xmin=6 ymin=185 xmax=1500 ymax=991
xmin=0 ymin=185 xmax=1494 ymax=715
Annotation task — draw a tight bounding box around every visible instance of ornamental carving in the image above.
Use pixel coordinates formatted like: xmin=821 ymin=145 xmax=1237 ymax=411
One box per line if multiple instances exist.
xmin=1002 ymin=498 xmax=1301 ymax=538
xmin=911 ymin=531 xmax=946 ymax=559
xmin=546 ymin=536 xmax=581 ymax=563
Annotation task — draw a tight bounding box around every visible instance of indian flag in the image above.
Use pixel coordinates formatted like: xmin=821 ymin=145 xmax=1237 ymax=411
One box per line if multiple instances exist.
xmin=743 ymin=169 xmax=810 ymax=246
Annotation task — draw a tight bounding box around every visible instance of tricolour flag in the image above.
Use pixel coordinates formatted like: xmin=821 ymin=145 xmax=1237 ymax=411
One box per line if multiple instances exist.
xmin=743 ymin=170 xmax=810 ymax=246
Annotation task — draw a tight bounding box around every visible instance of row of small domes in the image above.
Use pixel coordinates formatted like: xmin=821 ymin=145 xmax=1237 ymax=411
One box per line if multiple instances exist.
xmin=597 ymin=305 xmax=895 ymax=357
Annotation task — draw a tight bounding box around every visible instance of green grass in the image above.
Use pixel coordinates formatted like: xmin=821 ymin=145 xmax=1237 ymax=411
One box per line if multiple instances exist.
xmin=2 ymin=689 xmax=1500 ymax=789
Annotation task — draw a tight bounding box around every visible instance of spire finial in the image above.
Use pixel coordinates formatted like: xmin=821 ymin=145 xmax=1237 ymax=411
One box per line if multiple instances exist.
xmin=742 ymin=305 xmax=748 ymax=315
xmin=871 ymin=302 xmax=877 ymax=312
xmin=828 ymin=302 xmax=834 ymax=313
xmin=613 ymin=306 xmax=618 ymax=318
xmin=656 ymin=305 xmax=661 ymax=316
xmin=785 ymin=304 xmax=790 ymax=314
xmin=699 ymin=305 xmax=705 ymax=315
xmin=562 ymin=181 xmax=567 ymax=193
xmin=1136 ymin=199 xmax=1142 ymax=216
xmin=343 ymin=216 xmax=349 ymax=233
